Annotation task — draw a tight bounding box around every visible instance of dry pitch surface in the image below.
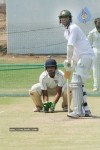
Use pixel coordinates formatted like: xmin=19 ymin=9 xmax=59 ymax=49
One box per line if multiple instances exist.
xmin=0 ymin=96 xmax=100 ymax=150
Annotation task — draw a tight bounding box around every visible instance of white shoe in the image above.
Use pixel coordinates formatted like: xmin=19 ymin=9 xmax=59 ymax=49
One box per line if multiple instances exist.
xmin=33 ymin=107 xmax=42 ymax=112
xmin=85 ymin=110 xmax=92 ymax=117
xmin=67 ymin=111 xmax=85 ymax=118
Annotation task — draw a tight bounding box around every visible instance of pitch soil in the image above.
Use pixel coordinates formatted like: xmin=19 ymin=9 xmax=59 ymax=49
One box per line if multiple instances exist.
xmin=0 ymin=97 xmax=100 ymax=150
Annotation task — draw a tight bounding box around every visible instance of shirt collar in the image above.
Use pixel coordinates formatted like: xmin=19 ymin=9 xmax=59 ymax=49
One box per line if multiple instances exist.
xmin=65 ymin=22 xmax=72 ymax=29
xmin=46 ymin=70 xmax=58 ymax=78
xmin=93 ymin=27 xmax=99 ymax=33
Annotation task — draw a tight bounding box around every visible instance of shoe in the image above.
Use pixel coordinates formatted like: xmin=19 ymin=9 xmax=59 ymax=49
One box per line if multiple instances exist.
xmin=50 ymin=103 xmax=55 ymax=113
xmin=33 ymin=106 xmax=42 ymax=112
xmin=67 ymin=111 xmax=85 ymax=118
xmin=62 ymin=105 xmax=68 ymax=112
xmin=85 ymin=110 xmax=92 ymax=117
xmin=93 ymin=87 xmax=99 ymax=92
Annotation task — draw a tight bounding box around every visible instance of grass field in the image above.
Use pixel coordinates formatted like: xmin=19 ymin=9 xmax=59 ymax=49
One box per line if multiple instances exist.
xmin=0 ymin=55 xmax=100 ymax=149
xmin=0 ymin=97 xmax=100 ymax=150
xmin=0 ymin=54 xmax=95 ymax=96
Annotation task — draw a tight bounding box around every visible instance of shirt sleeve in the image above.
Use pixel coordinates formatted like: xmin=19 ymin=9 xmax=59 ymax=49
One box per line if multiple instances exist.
xmin=57 ymin=72 xmax=65 ymax=87
xmin=67 ymin=27 xmax=78 ymax=46
xmin=39 ymin=74 xmax=47 ymax=90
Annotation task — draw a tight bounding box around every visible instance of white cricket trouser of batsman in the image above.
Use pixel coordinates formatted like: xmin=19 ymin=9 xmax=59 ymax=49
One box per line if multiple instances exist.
xmin=92 ymin=48 xmax=100 ymax=89
xmin=71 ymin=54 xmax=94 ymax=115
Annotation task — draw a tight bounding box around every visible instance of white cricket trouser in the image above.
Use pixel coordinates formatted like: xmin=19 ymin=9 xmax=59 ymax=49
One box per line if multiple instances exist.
xmin=75 ymin=55 xmax=94 ymax=83
xmin=75 ymin=55 xmax=94 ymax=112
xmin=92 ymin=48 xmax=100 ymax=88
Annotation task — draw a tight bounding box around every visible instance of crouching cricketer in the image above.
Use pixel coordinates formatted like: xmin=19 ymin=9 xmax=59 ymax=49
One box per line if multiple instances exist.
xmin=29 ymin=59 xmax=72 ymax=113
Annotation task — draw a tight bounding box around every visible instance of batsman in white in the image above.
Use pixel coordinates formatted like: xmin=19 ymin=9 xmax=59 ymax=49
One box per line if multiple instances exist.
xmin=29 ymin=59 xmax=72 ymax=113
xmin=88 ymin=18 xmax=100 ymax=92
xmin=59 ymin=10 xmax=95 ymax=118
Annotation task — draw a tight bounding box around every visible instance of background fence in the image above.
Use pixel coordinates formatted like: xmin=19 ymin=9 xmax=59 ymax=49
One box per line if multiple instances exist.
xmin=6 ymin=21 xmax=95 ymax=55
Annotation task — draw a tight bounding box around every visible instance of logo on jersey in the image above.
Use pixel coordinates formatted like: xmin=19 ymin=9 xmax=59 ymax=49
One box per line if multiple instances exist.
xmin=77 ymin=7 xmax=92 ymax=23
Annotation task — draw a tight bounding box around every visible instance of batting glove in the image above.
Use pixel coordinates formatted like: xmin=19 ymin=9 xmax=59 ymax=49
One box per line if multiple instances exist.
xmin=63 ymin=59 xmax=71 ymax=71
xmin=63 ymin=59 xmax=72 ymax=79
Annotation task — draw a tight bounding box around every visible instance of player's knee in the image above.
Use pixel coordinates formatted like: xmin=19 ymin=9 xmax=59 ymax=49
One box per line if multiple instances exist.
xmin=29 ymin=88 xmax=38 ymax=95
xmin=29 ymin=90 xmax=34 ymax=95
xmin=29 ymin=84 xmax=39 ymax=95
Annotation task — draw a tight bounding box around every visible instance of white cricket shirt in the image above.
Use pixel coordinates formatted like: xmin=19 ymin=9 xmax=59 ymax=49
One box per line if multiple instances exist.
xmin=88 ymin=27 xmax=100 ymax=49
xmin=39 ymin=69 xmax=66 ymax=90
xmin=64 ymin=23 xmax=94 ymax=61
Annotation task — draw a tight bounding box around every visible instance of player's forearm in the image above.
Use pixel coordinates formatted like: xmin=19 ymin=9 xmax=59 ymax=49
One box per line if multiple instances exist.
xmin=43 ymin=95 xmax=49 ymax=102
xmin=67 ymin=45 xmax=74 ymax=61
xmin=42 ymin=90 xmax=49 ymax=102
xmin=53 ymin=93 xmax=61 ymax=104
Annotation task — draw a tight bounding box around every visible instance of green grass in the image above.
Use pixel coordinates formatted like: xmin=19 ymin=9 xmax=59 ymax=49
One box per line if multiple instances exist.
xmin=0 ymin=57 xmax=97 ymax=96
xmin=0 ymin=65 xmax=93 ymax=89
xmin=0 ymin=68 xmax=43 ymax=88
xmin=0 ymin=67 xmax=93 ymax=96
